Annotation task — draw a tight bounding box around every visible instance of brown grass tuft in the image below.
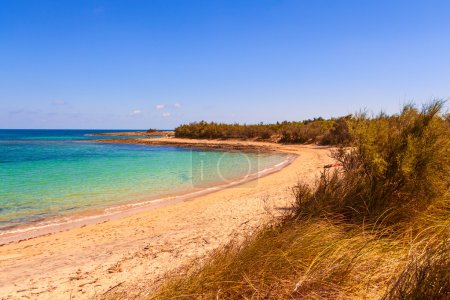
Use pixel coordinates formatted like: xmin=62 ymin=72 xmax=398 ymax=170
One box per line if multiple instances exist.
xmin=149 ymin=101 xmax=449 ymax=299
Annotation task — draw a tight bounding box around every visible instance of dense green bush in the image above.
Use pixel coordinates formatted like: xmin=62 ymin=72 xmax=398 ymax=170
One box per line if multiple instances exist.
xmin=320 ymin=115 xmax=352 ymax=145
xmin=175 ymin=117 xmax=351 ymax=145
xmin=175 ymin=122 xmax=277 ymax=140
xmin=278 ymin=120 xmax=334 ymax=144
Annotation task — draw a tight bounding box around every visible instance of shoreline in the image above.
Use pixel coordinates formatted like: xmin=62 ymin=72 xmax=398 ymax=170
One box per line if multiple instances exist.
xmin=0 ymin=139 xmax=334 ymax=299
xmin=0 ymin=149 xmax=296 ymax=246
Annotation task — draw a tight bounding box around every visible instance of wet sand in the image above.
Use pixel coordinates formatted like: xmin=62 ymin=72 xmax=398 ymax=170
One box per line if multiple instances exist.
xmin=0 ymin=139 xmax=334 ymax=300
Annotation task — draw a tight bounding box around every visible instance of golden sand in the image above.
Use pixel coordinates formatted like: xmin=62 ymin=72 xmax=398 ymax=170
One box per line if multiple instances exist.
xmin=0 ymin=139 xmax=334 ymax=299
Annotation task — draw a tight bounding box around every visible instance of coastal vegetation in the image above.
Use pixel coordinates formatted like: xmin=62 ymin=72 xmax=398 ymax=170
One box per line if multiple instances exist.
xmin=174 ymin=116 xmax=352 ymax=145
xmin=151 ymin=101 xmax=449 ymax=299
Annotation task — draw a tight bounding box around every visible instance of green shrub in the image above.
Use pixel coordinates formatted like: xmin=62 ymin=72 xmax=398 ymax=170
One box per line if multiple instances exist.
xmin=320 ymin=115 xmax=352 ymax=145
xmin=294 ymin=101 xmax=449 ymax=225
xmin=175 ymin=118 xmax=346 ymax=145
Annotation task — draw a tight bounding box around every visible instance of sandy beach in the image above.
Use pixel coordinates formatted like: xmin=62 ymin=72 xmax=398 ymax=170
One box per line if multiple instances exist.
xmin=0 ymin=139 xmax=334 ymax=300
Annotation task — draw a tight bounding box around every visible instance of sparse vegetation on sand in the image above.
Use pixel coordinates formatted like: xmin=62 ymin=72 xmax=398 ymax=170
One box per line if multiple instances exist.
xmin=150 ymin=101 xmax=449 ymax=299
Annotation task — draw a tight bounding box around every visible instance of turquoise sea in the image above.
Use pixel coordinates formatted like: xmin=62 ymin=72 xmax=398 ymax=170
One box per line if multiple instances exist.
xmin=0 ymin=130 xmax=288 ymax=234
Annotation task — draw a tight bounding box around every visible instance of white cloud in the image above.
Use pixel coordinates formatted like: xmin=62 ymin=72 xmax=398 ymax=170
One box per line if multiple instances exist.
xmin=162 ymin=112 xmax=171 ymax=117
xmin=129 ymin=109 xmax=142 ymax=116
xmin=174 ymin=103 xmax=181 ymax=108
xmin=155 ymin=104 xmax=165 ymax=110
xmin=52 ymin=100 xmax=66 ymax=106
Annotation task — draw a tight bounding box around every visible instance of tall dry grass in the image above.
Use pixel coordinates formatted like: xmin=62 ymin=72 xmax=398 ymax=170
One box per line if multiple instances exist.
xmin=150 ymin=101 xmax=449 ymax=299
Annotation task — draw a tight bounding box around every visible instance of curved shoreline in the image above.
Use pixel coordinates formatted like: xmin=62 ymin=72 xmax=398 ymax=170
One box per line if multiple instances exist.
xmin=0 ymin=139 xmax=295 ymax=245
xmin=0 ymin=139 xmax=334 ymax=300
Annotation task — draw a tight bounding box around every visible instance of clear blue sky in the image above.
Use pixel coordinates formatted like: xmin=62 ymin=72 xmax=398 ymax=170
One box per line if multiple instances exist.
xmin=1 ymin=0 xmax=449 ymax=129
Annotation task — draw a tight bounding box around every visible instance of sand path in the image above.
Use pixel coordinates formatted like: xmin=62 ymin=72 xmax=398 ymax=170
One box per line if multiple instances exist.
xmin=0 ymin=139 xmax=334 ymax=299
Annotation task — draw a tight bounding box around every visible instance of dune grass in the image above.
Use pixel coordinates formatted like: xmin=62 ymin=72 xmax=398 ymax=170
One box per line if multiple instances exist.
xmin=150 ymin=101 xmax=449 ymax=299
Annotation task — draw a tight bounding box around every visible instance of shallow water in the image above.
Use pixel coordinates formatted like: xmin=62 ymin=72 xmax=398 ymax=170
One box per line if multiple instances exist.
xmin=0 ymin=130 xmax=288 ymax=232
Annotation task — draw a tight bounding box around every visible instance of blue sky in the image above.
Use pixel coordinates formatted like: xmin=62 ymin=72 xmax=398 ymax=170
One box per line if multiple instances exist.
xmin=1 ymin=0 xmax=449 ymax=129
